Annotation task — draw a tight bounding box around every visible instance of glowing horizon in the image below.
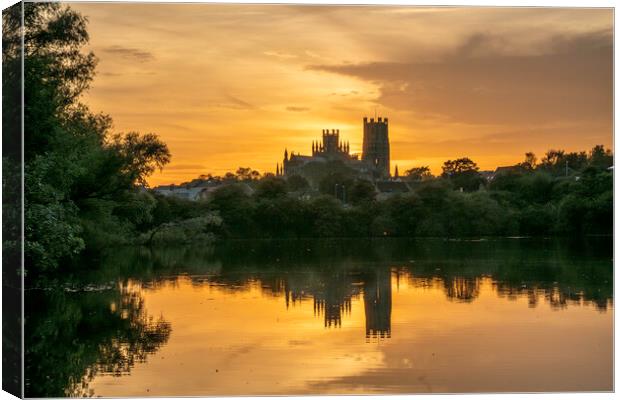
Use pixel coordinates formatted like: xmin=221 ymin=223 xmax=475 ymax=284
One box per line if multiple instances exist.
xmin=70 ymin=3 xmax=613 ymax=186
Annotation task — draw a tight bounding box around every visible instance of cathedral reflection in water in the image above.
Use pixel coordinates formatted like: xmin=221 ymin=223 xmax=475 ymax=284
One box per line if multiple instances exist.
xmin=282 ymin=268 xmax=393 ymax=339
xmin=363 ymin=269 xmax=392 ymax=339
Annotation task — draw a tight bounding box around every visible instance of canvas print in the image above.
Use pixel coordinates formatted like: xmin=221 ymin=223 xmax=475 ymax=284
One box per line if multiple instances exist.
xmin=2 ymin=1 xmax=614 ymax=398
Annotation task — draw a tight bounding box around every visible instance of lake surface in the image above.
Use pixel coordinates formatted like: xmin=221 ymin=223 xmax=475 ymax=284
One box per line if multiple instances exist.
xmin=25 ymin=238 xmax=613 ymax=396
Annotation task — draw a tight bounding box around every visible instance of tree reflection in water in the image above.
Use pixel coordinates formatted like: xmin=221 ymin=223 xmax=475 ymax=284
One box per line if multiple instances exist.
xmin=25 ymin=237 xmax=612 ymax=396
xmin=444 ymin=276 xmax=480 ymax=302
xmin=25 ymin=282 xmax=171 ymax=397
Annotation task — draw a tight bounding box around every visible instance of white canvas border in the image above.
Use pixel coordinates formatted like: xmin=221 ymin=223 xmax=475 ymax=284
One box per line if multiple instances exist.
xmin=0 ymin=0 xmax=616 ymax=399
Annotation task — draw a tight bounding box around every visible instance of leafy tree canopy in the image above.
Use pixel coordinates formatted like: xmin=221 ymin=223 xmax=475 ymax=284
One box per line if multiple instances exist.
xmin=404 ymin=166 xmax=433 ymax=181
xmin=4 ymin=3 xmax=170 ymax=272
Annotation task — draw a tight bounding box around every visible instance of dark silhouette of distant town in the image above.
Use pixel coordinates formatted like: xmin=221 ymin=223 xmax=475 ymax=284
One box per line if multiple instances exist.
xmin=146 ymin=115 xmax=612 ymax=242
xmin=155 ymin=116 xmax=408 ymax=201
xmin=153 ymin=116 xmax=613 ymax=212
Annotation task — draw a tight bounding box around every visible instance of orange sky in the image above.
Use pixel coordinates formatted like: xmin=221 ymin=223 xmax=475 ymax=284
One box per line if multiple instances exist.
xmin=69 ymin=3 xmax=613 ymax=186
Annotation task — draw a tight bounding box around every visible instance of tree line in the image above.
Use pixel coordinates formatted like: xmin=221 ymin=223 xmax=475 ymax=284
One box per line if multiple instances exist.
xmin=146 ymin=144 xmax=611 ymax=244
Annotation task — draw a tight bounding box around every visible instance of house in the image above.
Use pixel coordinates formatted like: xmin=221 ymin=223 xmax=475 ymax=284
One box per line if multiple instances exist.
xmin=487 ymin=165 xmax=524 ymax=181
xmin=153 ymin=185 xmax=208 ymax=201
xmin=153 ymin=180 xmax=255 ymax=202
xmin=375 ymin=181 xmax=411 ymax=201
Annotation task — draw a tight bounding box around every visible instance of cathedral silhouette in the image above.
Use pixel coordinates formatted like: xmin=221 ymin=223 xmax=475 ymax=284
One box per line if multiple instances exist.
xmin=277 ymin=116 xmax=391 ymax=181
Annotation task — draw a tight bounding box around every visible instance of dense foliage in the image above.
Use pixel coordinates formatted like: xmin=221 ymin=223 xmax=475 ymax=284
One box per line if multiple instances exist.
xmin=149 ymin=148 xmax=610 ymax=243
xmin=145 ymin=146 xmax=612 ymax=241
xmin=3 ymin=3 xmax=170 ymax=273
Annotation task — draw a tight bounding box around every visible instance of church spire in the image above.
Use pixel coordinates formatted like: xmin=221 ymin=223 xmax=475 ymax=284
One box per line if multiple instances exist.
xmin=284 ymin=148 xmax=288 ymax=161
xmin=394 ymin=164 xmax=399 ymax=179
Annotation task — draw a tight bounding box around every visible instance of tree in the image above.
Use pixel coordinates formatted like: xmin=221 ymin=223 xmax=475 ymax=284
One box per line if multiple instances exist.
xmin=589 ymin=145 xmax=613 ymax=171
xmin=564 ymin=151 xmax=588 ymax=173
xmin=235 ymin=167 xmax=261 ymax=182
xmin=519 ymin=152 xmax=537 ymax=171
xmin=489 ymin=169 xmax=524 ymax=193
xmin=518 ymin=171 xmax=555 ymax=204
xmin=519 ymin=204 xmax=554 ymax=235
xmin=347 ymin=179 xmax=376 ymax=205
xmin=384 ymin=194 xmax=424 ymax=236
xmin=441 ymin=158 xmax=483 ymax=192
xmin=308 ymin=195 xmax=344 ymax=237
xmin=404 ymin=166 xmax=433 ymax=181
xmin=207 ymin=184 xmax=254 ymax=237
xmin=441 ymin=158 xmax=479 ymax=176
xmin=318 ymin=172 xmax=354 ymax=200
xmin=286 ymin=174 xmax=310 ymax=191
xmin=110 ymin=132 xmax=171 ymax=187
xmin=556 ymin=194 xmax=588 ymax=235
xmin=254 ymin=176 xmax=288 ymax=199
xmin=7 ymin=3 xmax=170 ymax=271
xmin=25 ymin=282 xmax=171 ymax=397
xmin=223 ymin=172 xmax=237 ymax=182
xmin=539 ymin=149 xmax=589 ymax=176
xmin=540 ymin=150 xmax=565 ymax=170
xmin=17 ymin=3 xmax=97 ymax=160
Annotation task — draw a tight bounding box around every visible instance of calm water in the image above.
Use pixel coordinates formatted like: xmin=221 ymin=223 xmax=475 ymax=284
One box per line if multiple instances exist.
xmin=25 ymin=238 xmax=613 ymax=397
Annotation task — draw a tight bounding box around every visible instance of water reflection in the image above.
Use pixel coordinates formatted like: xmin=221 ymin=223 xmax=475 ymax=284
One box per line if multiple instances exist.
xmin=364 ymin=269 xmax=392 ymax=339
xmin=444 ymin=276 xmax=479 ymax=302
xmin=281 ymin=268 xmax=392 ymax=338
xmin=25 ymin=282 xmax=171 ymax=397
xmin=25 ymin=238 xmax=613 ymax=396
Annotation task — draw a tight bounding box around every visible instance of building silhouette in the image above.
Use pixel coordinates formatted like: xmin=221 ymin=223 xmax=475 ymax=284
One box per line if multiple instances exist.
xmin=280 ymin=116 xmax=391 ymax=181
xmin=314 ymin=129 xmax=351 ymax=158
xmin=362 ymin=117 xmax=390 ymax=178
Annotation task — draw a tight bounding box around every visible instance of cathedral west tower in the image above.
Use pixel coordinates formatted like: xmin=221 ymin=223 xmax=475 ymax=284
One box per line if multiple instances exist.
xmin=362 ymin=117 xmax=390 ymax=178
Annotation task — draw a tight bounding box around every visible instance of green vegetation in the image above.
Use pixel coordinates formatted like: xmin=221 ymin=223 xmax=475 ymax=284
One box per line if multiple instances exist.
xmin=4 ymin=3 xmax=171 ymax=273
xmin=4 ymin=4 xmax=612 ymax=276
xmin=161 ymin=148 xmax=610 ymax=241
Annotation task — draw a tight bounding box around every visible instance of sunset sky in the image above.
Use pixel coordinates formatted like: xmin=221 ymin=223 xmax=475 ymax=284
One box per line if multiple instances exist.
xmin=69 ymin=3 xmax=613 ymax=186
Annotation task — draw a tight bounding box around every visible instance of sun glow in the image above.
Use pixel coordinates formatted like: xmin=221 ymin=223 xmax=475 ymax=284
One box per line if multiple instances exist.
xmin=71 ymin=3 xmax=612 ymax=186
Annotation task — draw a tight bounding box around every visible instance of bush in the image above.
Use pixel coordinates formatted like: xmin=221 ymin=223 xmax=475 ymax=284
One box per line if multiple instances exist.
xmin=519 ymin=205 xmax=555 ymax=236
xmin=139 ymin=215 xmax=222 ymax=245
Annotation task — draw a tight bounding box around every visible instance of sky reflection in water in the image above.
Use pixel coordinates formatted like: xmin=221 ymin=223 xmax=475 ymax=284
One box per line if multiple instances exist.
xmin=26 ymin=238 xmax=613 ymax=396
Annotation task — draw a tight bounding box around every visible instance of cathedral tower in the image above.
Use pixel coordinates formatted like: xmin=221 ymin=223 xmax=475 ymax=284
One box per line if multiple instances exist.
xmin=362 ymin=117 xmax=390 ymax=178
xmin=322 ymin=129 xmax=340 ymax=154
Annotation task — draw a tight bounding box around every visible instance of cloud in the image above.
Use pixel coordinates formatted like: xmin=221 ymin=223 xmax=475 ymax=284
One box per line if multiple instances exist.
xmin=309 ymin=29 xmax=612 ymax=125
xmin=263 ymin=50 xmax=297 ymax=59
xmin=73 ymin=3 xmax=612 ymax=186
xmin=223 ymin=95 xmax=255 ymax=110
xmin=100 ymin=45 xmax=154 ymax=62
xmin=286 ymin=106 xmax=310 ymax=112
xmin=304 ymin=50 xmax=322 ymax=59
